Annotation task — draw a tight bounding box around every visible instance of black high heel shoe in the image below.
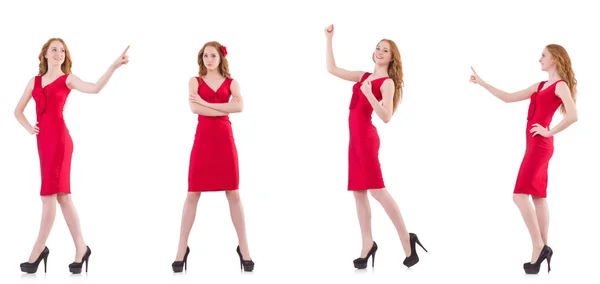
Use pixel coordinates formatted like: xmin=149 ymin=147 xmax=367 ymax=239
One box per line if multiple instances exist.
xmin=353 ymin=241 xmax=378 ymax=269
xmin=172 ymin=246 xmax=190 ymax=273
xmin=20 ymin=247 xmax=50 ymax=274
xmin=236 ymin=246 xmax=254 ymax=272
xmin=403 ymin=233 xmax=427 ymax=268
xmin=69 ymin=246 xmax=91 ymax=274
xmin=523 ymin=245 xmax=552 ymax=274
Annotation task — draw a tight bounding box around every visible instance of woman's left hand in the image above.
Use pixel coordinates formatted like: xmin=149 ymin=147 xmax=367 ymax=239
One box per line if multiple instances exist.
xmin=190 ymin=93 xmax=206 ymax=105
xmin=360 ymin=80 xmax=372 ymax=96
xmin=530 ymin=123 xmax=551 ymax=137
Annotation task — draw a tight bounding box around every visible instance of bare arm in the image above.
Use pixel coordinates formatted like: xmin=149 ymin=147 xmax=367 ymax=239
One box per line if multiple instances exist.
xmin=548 ymin=81 xmax=578 ymax=136
xmin=363 ymin=79 xmax=394 ymax=123
xmin=188 ymin=77 xmax=228 ymax=116
xmin=325 ymin=25 xmax=363 ymax=82
xmin=479 ymin=81 xmax=538 ymax=103
xmin=66 ymin=45 xmax=130 ymax=94
xmin=14 ymin=78 xmax=38 ymax=134
xmin=200 ymin=80 xmax=244 ymax=113
xmin=66 ymin=67 xmax=116 ymax=94
xmin=470 ymin=66 xmax=538 ymax=103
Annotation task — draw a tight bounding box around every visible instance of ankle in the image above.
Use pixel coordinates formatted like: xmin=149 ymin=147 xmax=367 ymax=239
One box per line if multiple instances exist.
xmin=533 ymin=242 xmax=545 ymax=250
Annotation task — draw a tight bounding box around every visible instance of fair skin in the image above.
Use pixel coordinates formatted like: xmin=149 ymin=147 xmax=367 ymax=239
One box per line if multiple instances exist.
xmin=325 ymin=24 xmax=412 ymax=257
xmin=470 ymin=47 xmax=578 ymax=263
xmin=175 ymin=45 xmax=251 ymax=262
xmin=13 ymin=40 xmax=129 ymax=263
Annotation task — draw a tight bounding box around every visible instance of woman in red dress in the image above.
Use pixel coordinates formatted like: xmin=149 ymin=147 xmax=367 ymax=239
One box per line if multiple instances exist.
xmin=324 ymin=25 xmax=427 ymax=269
xmin=470 ymin=44 xmax=578 ymax=274
xmin=14 ymin=38 xmax=129 ymax=274
xmin=172 ymin=41 xmax=254 ymax=272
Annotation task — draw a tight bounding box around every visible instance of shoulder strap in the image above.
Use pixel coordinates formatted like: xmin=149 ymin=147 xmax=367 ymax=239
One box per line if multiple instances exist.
xmin=359 ymin=72 xmax=370 ymax=83
xmin=224 ymin=78 xmax=234 ymax=93
xmin=35 ymin=76 xmax=41 ymax=88
xmin=537 ymin=81 xmax=546 ymax=92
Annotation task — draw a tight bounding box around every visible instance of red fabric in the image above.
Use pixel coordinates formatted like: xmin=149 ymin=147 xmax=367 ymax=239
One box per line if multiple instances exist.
xmin=513 ymin=80 xmax=565 ymax=198
xmin=32 ymin=74 xmax=73 ymax=196
xmin=347 ymin=72 xmax=389 ymax=191
xmin=188 ymin=77 xmax=239 ymax=192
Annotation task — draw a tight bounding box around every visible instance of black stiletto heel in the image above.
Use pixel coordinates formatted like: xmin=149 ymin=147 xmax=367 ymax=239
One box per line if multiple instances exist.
xmin=69 ymin=246 xmax=91 ymax=274
xmin=20 ymin=247 xmax=50 ymax=274
xmin=523 ymin=245 xmax=552 ymax=274
xmin=353 ymin=241 xmax=378 ymax=269
xmin=236 ymin=246 xmax=254 ymax=272
xmin=172 ymin=246 xmax=190 ymax=273
xmin=547 ymin=247 xmax=553 ymax=272
xmin=403 ymin=233 xmax=427 ymax=268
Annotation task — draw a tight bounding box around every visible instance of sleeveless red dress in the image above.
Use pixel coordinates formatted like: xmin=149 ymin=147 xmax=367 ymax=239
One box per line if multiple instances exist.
xmin=348 ymin=72 xmax=389 ymax=191
xmin=513 ymin=80 xmax=564 ymax=198
xmin=188 ymin=77 xmax=239 ymax=192
xmin=31 ymin=74 xmax=73 ymax=196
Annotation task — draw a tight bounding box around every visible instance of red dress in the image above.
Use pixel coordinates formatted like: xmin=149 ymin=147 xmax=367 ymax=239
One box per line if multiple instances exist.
xmin=31 ymin=74 xmax=73 ymax=196
xmin=348 ymin=72 xmax=389 ymax=191
xmin=188 ymin=77 xmax=239 ymax=192
xmin=513 ymin=80 xmax=564 ymax=198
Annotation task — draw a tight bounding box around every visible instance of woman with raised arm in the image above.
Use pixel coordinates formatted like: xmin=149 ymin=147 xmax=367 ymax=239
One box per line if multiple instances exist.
xmin=171 ymin=41 xmax=254 ymax=273
xmin=14 ymin=38 xmax=129 ymax=274
xmin=470 ymin=44 xmax=578 ymax=274
xmin=324 ymin=24 xmax=427 ymax=269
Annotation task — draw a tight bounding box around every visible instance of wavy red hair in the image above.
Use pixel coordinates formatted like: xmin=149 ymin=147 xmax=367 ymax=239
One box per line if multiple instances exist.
xmin=546 ymin=44 xmax=577 ymax=115
xmin=38 ymin=38 xmax=72 ymax=76
xmin=197 ymin=41 xmax=230 ymax=78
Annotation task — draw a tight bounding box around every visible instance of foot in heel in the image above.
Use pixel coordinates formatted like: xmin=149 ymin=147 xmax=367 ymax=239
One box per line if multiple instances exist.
xmin=523 ymin=245 xmax=551 ymax=274
xmin=403 ymin=233 xmax=426 ymax=268
xmin=236 ymin=246 xmax=254 ymax=272
xmin=172 ymin=246 xmax=190 ymax=273
xmin=20 ymin=247 xmax=50 ymax=274
xmin=69 ymin=246 xmax=91 ymax=274
xmin=353 ymin=241 xmax=377 ymax=269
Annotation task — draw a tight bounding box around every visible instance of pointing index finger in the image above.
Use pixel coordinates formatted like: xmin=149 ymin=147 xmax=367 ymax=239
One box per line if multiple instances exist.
xmin=121 ymin=45 xmax=130 ymax=56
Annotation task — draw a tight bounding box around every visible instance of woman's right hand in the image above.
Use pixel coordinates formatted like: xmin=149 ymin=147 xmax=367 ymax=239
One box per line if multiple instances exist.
xmin=469 ymin=66 xmax=484 ymax=85
xmin=324 ymin=24 xmax=334 ymax=38
xmin=29 ymin=122 xmax=39 ymax=135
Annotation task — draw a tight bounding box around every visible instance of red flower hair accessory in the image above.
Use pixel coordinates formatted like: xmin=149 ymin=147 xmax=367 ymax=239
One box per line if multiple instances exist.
xmin=221 ymin=46 xmax=228 ymax=57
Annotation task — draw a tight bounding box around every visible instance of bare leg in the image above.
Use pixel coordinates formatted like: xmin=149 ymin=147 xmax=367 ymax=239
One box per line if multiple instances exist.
xmin=353 ymin=191 xmax=374 ymax=257
xmin=56 ymin=193 xmax=87 ymax=262
xmin=532 ymin=197 xmax=549 ymax=245
xmin=175 ymin=192 xmax=201 ymax=261
xmin=513 ymin=194 xmax=545 ymax=263
xmin=225 ymin=190 xmax=251 ymax=259
xmin=369 ymin=188 xmax=411 ymax=257
xmin=28 ymin=195 xmax=58 ymax=262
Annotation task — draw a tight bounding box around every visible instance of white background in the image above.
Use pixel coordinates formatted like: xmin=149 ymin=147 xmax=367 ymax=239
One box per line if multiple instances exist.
xmin=0 ymin=0 xmax=598 ymax=283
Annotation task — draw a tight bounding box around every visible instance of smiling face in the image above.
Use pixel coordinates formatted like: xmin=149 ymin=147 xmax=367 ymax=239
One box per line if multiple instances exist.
xmin=202 ymin=46 xmax=221 ymax=71
xmin=373 ymin=40 xmax=393 ymax=65
xmin=539 ymin=48 xmax=556 ymax=72
xmin=38 ymin=38 xmax=72 ymax=75
xmin=45 ymin=40 xmax=66 ymax=66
